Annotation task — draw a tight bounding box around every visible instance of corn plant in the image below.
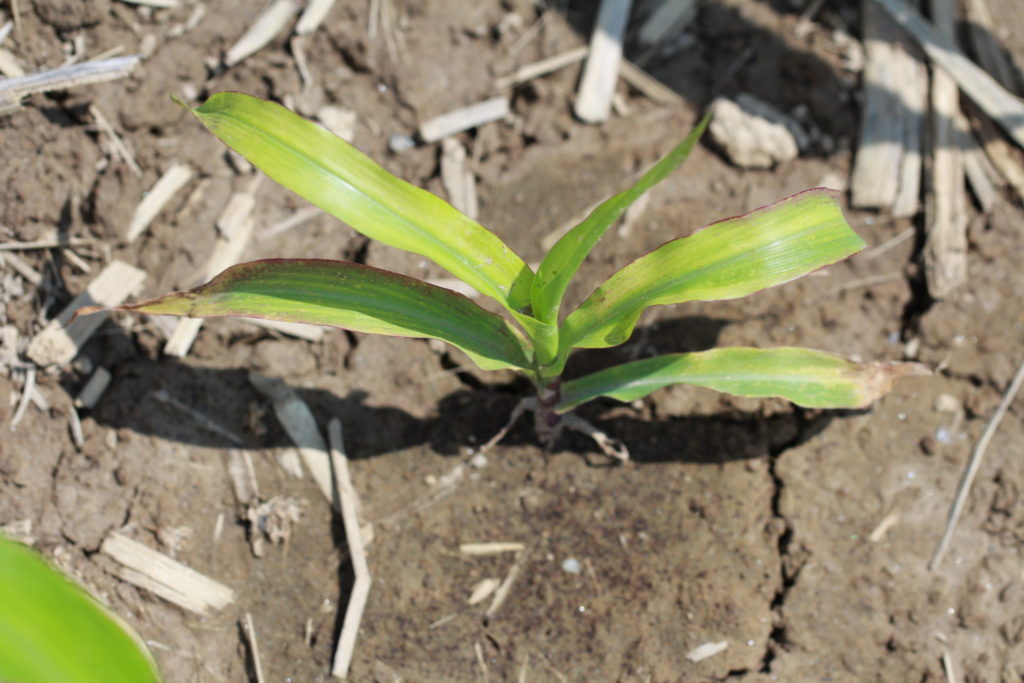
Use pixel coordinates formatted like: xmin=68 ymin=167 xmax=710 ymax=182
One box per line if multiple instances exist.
xmin=87 ymin=93 xmax=924 ymax=459
xmin=0 ymin=535 xmax=160 ymax=682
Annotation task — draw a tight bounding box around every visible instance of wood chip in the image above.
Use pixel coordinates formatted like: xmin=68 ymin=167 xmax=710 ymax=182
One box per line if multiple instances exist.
xmin=872 ymin=0 xmax=1024 ymax=150
xmin=27 ymin=260 xmax=146 ymax=366
xmin=419 ymin=97 xmax=510 ymax=143
xmin=127 ymin=162 xmax=195 ymax=242
xmin=575 ymin=0 xmax=632 ymax=123
xmin=248 ymin=371 xmax=333 ymax=502
xmin=101 ymin=532 xmax=236 ymax=616
xmin=440 ymin=138 xmax=478 ymax=219
xmin=75 ymin=366 xmax=112 ymax=409
xmin=224 ymin=0 xmax=299 ymax=67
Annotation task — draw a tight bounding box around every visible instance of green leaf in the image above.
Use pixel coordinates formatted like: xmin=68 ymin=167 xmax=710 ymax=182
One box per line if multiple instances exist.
xmin=556 ymin=346 xmax=929 ymax=412
xmin=559 ymin=189 xmax=866 ymax=351
xmin=192 ymin=92 xmax=534 ymax=314
xmin=114 ymin=259 xmax=531 ymax=371
xmin=0 ymin=535 xmax=160 ymax=683
xmin=531 ymin=113 xmax=710 ymax=333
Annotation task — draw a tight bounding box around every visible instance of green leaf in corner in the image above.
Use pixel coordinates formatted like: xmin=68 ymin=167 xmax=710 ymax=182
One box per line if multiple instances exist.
xmin=0 ymin=535 xmax=161 ymax=683
xmin=559 ymin=189 xmax=866 ymax=352
xmin=112 ymin=259 xmax=532 ymax=371
xmin=192 ymin=92 xmax=535 ymax=315
xmin=556 ymin=346 xmax=929 ymax=412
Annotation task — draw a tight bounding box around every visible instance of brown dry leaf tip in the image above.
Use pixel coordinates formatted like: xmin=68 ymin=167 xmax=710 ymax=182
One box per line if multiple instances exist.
xmin=859 ymin=361 xmax=932 ymax=406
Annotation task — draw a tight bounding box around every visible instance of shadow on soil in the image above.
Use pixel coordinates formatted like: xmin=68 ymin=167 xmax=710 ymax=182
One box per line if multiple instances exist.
xmin=83 ymin=313 xmax=841 ymax=465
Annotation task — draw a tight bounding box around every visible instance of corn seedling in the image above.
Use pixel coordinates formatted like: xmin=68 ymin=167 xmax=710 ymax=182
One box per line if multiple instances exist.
xmin=84 ymin=93 xmax=925 ymax=460
xmin=0 ymin=535 xmax=160 ymax=682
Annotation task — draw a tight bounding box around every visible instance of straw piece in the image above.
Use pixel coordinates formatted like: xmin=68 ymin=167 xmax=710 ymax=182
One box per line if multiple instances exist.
xmin=295 ymin=0 xmax=335 ymax=35
xmin=618 ymin=59 xmax=683 ymax=105
xmin=228 ymin=450 xmax=260 ymax=505
xmin=922 ymin=0 xmax=968 ymax=300
xmin=118 ymin=0 xmax=179 ymax=7
xmin=495 ymin=47 xmax=588 ymax=89
xmin=0 ymin=251 xmax=41 ymax=285
xmin=90 ymin=104 xmax=142 ymax=177
xmin=244 ymin=317 xmax=325 ymax=342
xmin=851 ymin=0 xmax=925 ymax=214
xmin=871 ymin=0 xmax=1024 ymax=150
xmin=468 ymin=578 xmax=500 ymax=606
xmin=0 ymin=47 xmax=25 ymax=78
xmin=637 ymin=0 xmax=698 ymax=47
xmin=440 ymin=138 xmax=478 ymax=219
xmin=242 ymin=613 xmax=266 ymax=683
xmin=0 ymin=56 xmax=141 ymax=113
xmin=929 ymin=356 xmax=1024 ymax=569
xmin=224 ymin=0 xmax=299 ymax=67
xmin=127 ymin=162 xmax=195 ymax=242
xmin=686 ymin=640 xmax=728 ymax=663
xmin=249 ymin=371 xmax=333 ymax=502
xmin=420 ymin=97 xmax=510 ymax=143
xmin=27 ymin=260 xmax=146 ymax=367
xmin=484 ymin=550 xmax=527 ymax=619
xmin=260 ymin=206 xmax=321 ymax=239
xmin=9 ymin=365 xmax=35 ymax=430
xmin=164 ymin=188 xmax=257 ymax=357
xmin=101 ymin=532 xmax=235 ymax=615
xmin=575 ymin=0 xmax=632 ymax=123
xmin=75 ymin=367 xmax=112 ymax=409
xmin=460 ymin=542 xmax=525 ymax=556
xmin=328 ymin=418 xmax=372 ymax=680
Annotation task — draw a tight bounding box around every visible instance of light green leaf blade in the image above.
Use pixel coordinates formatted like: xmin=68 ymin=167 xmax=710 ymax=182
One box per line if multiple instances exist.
xmin=560 ymin=189 xmax=865 ymax=351
xmin=192 ymin=92 xmax=534 ymax=313
xmin=556 ymin=346 xmax=929 ymax=412
xmin=0 ymin=535 xmax=161 ymax=683
xmin=108 ymin=259 xmax=531 ymax=371
xmin=531 ymin=113 xmax=710 ymax=329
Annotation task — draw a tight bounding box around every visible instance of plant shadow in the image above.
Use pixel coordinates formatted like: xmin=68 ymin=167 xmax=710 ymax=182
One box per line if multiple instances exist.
xmin=84 ymin=313 xmax=853 ymax=466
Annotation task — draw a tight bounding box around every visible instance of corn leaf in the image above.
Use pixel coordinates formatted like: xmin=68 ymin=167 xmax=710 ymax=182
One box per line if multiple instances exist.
xmin=532 ymin=113 xmax=710 ymax=329
xmin=556 ymin=346 xmax=929 ymax=412
xmin=112 ymin=259 xmax=531 ymax=371
xmin=0 ymin=536 xmax=160 ymax=683
xmin=192 ymin=92 xmax=534 ymax=314
xmin=560 ymin=189 xmax=865 ymax=351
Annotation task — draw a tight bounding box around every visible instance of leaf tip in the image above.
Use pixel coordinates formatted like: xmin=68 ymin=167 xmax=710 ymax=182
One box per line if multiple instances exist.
xmin=856 ymin=361 xmax=931 ymax=407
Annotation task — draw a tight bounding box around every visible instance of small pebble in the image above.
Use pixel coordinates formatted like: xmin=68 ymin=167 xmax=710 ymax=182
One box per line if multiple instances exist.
xmin=936 ymin=426 xmax=953 ymax=445
xmin=388 ymin=133 xmax=416 ymax=153
xmin=561 ymin=557 xmax=581 ymax=574
xmin=469 ymin=453 xmax=488 ymax=469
